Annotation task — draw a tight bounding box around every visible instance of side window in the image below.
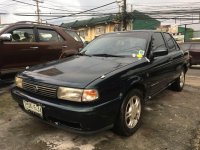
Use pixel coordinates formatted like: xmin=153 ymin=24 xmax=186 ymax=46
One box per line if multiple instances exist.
xmin=38 ymin=29 xmax=64 ymax=42
xmin=8 ymin=28 xmax=35 ymax=42
xmin=152 ymin=33 xmax=167 ymax=51
xmin=163 ymin=33 xmax=176 ymax=52
xmin=65 ymin=30 xmax=82 ymax=42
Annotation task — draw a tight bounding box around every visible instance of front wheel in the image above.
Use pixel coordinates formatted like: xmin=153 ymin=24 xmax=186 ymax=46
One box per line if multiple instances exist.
xmin=113 ymin=89 xmax=144 ymax=136
xmin=170 ymin=70 xmax=185 ymax=92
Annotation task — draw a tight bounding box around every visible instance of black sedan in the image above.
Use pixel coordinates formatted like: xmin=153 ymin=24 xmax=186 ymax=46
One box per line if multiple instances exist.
xmin=11 ymin=31 xmax=188 ymax=136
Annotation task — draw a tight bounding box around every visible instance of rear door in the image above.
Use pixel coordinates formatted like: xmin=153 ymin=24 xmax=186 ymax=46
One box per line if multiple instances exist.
xmin=0 ymin=27 xmax=39 ymax=72
xmin=36 ymin=28 xmax=65 ymax=63
xmin=163 ymin=33 xmax=184 ymax=81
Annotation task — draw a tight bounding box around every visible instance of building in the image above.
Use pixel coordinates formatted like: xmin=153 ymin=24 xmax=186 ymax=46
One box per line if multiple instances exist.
xmin=61 ymin=10 xmax=160 ymax=41
xmin=157 ymin=25 xmax=194 ymax=43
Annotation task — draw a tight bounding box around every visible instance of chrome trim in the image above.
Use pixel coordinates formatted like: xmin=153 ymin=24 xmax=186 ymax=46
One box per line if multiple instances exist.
xmin=23 ymin=81 xmax=57 ymax=98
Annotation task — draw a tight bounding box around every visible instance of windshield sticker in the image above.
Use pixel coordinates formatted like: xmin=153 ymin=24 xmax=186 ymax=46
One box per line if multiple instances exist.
xmin=139 ymin=50 xmax=145 ymax=55
xmin=136 ymin=50 xmax=145 ymax=59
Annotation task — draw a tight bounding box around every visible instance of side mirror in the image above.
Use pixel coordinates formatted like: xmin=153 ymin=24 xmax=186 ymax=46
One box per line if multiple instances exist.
xmin=153 ymin=49 xmax=168 ymax=57
xmin=0 ymin=33 xmax=12 ymax=42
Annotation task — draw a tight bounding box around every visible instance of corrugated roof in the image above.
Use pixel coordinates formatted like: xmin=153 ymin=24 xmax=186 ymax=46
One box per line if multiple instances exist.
xmin=61 ymin=11 xmax=160 ymax=29
xmin=61 ymin=15 xmax=117 ymax=29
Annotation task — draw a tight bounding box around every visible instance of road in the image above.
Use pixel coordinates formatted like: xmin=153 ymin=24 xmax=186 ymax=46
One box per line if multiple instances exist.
xmin=0 ymin=67 xmax=200 ymax=150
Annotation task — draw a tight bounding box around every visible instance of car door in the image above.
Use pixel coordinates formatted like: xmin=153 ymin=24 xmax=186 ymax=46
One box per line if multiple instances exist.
xmin=162 ymin=33 xmax=184 ymax=81
xmin=36 ymin=28 xmax=65 ymax=63
xmin=0 ymin=27 xmax=39 ymax=72
xmin=147 ymin=32 xmax=172 ymax=96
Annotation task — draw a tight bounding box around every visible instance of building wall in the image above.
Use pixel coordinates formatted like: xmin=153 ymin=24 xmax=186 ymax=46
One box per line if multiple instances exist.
xmin=77 ymin=23 xmax=117 ymax=41
xmin=133 ymin=19 xmax=160 ymax=30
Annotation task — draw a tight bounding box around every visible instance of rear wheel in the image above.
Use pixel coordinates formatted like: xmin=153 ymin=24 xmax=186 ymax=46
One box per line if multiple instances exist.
xmin=114 ymin=89 xmax=144 ymax=136
xmin=170 ymin=70 xmax=185 ymax=92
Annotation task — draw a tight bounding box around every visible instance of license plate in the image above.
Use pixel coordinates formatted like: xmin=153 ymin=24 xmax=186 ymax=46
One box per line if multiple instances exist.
xmin=23 ymin=100 xmax=43 ymax=118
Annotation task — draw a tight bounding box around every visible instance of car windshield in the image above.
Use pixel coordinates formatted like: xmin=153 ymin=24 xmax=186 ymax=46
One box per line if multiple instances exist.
xmin=0 ymin=25 xmax=8 ymax=32
xmin=81 ymin=33 xmax=148 ymax=58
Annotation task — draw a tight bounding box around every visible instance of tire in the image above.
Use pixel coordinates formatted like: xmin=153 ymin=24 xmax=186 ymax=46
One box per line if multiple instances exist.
xmin=113 ymin=89 xmax=144 ymax=136
xmin=170 ymin=70 xmax=185 ymax=92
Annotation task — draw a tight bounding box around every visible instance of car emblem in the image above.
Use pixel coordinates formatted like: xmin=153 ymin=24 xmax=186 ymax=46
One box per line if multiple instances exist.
xmin=34 ymin=85 xmax=39 ymax=93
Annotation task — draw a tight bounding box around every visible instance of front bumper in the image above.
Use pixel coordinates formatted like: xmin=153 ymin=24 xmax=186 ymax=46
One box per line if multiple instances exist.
xmin=11 ymin=88 xmax=121 ymax=133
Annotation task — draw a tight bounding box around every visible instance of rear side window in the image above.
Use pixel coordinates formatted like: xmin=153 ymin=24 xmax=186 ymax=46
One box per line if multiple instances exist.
xmin=163 ymin=33 xmax=176 ymax=52
xmin=152 ymin=33 xmax=167 ymax=51
xmin=38 ymin=29 xmax=64 ymax=42
xmin=65 ymin=30 xmax=82 ymax=42
xmin=179 ymin=43 xmax=191 ymax=51
xmin=8 ymin=28 xmax=35 ymax=42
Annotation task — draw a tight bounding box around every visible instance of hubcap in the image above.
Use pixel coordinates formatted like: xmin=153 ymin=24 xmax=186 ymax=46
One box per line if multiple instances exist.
xmin=180 ymin=71 xmax=185 ymax=87
xmin=125 ymin=96 xmax=141 ymax=129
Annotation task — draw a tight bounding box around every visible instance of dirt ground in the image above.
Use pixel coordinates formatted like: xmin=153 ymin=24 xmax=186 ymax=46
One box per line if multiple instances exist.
xmin=0 ymin=68 xmax=200 ymax=150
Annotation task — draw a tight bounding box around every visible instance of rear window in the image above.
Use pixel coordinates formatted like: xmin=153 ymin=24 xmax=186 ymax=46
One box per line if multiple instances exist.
xmin=190 ymin=44 xmax=200 ymax=51
xmin=179 ymin=43 xmax=191 ymax=51
xmin=0 ymin=25 xmax=8 ymax=32
xmin=64 ymin=30 xmax=82 ymax=42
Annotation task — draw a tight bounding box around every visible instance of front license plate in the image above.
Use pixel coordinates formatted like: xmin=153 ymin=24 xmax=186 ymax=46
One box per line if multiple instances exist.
xmin=23 ymin=100 xmax=43 ymax=118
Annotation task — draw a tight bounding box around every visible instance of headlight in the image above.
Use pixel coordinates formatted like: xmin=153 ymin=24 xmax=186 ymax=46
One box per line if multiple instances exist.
xmin=57 ymin=87 xmax=98 ymax=102
xmin=15 ymin=77 xmax=23 ymax=88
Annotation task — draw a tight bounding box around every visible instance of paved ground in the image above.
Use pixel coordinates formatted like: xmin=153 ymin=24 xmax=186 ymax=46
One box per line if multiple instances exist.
xmin=0 ymin=67 xmax=200 ymax=150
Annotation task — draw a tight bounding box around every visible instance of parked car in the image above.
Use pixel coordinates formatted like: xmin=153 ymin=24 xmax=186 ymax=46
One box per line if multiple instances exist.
xmin=0 ymin=21 xmax=83 ymax=79
xmin=11 ymin=31 xmax=189 ymax=136
xmin=179 ymin=42 xmax=200 ymax=67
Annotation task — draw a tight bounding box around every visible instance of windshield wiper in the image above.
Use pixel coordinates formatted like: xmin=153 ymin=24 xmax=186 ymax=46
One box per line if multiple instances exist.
xmin=91 ymin=54 xmax=124 ymax=57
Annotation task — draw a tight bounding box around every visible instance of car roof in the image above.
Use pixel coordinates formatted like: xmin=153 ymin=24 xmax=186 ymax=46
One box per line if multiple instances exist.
xmin=103 ymin=30 xmax=161 ymax=36
xmin=2 ymin=21 xmax=76 ymax=31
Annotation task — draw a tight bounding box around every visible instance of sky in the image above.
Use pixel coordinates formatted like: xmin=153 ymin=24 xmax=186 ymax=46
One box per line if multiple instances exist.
xmin=0 ymin=0 xmax=200 ymax=30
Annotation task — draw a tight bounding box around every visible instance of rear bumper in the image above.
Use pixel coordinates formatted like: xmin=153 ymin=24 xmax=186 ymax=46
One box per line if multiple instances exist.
xmin=11 ymin=88 xmax=121 ymax=133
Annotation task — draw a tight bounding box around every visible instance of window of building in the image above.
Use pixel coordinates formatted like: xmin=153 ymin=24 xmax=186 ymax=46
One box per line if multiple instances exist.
xmin=78 ymin=30 xmax=88 ymax=39
xmin=95 ymin=26 xmax=105 ymax=35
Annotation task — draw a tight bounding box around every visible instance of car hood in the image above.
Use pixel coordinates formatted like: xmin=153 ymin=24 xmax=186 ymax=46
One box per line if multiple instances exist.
xmin=22 ymin=55 xmax=139 ymax=88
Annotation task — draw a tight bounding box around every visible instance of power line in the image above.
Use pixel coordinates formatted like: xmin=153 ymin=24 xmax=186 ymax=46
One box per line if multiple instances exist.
xmin=12 ymin=0 xmax=71 ymax=12
xmin=44 ymin=1 xmax=117 ymax=21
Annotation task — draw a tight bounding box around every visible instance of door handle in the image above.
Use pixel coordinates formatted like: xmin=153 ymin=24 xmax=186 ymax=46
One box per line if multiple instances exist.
xmin=30 ymin=47 xmax=39 ymax=49
xmin=62 ymin=46 xmax=68 ymax=48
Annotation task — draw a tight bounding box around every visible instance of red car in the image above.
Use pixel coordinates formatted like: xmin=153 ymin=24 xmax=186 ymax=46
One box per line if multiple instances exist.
xmin=0 ymin=21 xmax=83 ymax=80
xmin=179 ymin=42 xmax=200 ymax=67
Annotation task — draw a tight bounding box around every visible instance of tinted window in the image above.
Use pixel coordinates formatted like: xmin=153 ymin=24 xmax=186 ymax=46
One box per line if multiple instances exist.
xmin=163 ymin=33 xmax=176 ymax=52
xmin=38 ymin=29 xmax=64 ymax=42
xmin=65 ymin=30 xmax=82 ymax=42
xmin=152 ymin=33 xmax=167 ymax=51
xmin=8 ymin=28 xmax=35 ymax=42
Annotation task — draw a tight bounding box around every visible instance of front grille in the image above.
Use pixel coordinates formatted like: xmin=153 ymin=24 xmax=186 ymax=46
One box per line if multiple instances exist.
xmin=23 ymin=81 xmax=57 ymax=98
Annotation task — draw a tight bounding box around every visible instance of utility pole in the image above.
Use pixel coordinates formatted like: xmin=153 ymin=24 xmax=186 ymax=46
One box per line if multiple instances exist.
xmin=36 ymin=0 xmax=40 ymax=23
xmin=184 ymin=24 xmax=187 ymax=42
xmin=122 ymin=0 xmax=127 ymax=31
xmin=33 ymin=0 xmax=41 ymax=23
